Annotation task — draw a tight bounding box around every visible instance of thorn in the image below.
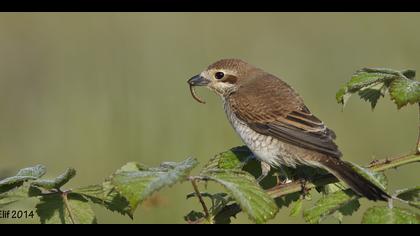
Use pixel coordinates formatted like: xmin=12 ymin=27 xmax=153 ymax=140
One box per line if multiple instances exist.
xmin=369 ymin=158 xmax=379 ymax=165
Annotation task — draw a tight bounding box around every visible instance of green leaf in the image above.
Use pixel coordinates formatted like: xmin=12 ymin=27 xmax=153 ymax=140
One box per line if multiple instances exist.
xmin=402 ymin=69 xmax=416 ymax=79
xmin=335 ymin=86 xmax=347 ymax=104
xmin=397 ymin=186 xmax=420 ymax=202
xmin=31 ymin=168 xmax=76 ymax=190
xmin=409 ymin=202 xmax=420 ymax=209
xmin=346 ymin=161 xmax=388 ymax=191
xmin=303 ymin=189 xmax=360 ymax=224
xmin=389 ymin=78 xmax=420 ymax=109
xmin=201 ymin=169 xmax=278 ymax=224
xmin=202 ymin=146 xmax=254 ymax=171
xmin=362 ymin=206 xmax=419 ymax=224
xmin=36 ymin=193 xmax=97 ymax=224
xmin=275 ymin=192 xmax=301 ymax=209
xmin=185 ymin=192 xmax=237 ymax=224
xmin=396 ymin=186 xmax=420 ymax=209
xmin=115 ymin=162 xmax=148 ymax=173
xmin=346 ymin=68 xmax=400 ymax=92
xmin=336 ymin=67 xmax=417 ymax=110
xmin=0 ymin=165 xmax=46 ymax=194
xmin=213 ymin=203 xmax=241 ymax=224
xmin=184 ymin=210 xmax=208 ymax=224
xmin=73 ymin=182 xmax=132 ymax=217
xmin=358 ymin=87 xmax=384 ymax=110
xmin=110 ymin=157 xmax=198 ymax=214
xmin=0 ymin=184 xmax=33 ymax=207
xmin=289 ymin=198 xmax=303 ymax=217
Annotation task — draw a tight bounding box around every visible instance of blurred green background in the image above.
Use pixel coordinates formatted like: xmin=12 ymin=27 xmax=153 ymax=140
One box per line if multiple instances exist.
xmin=0 ymin=13 xmax=419 ymax=224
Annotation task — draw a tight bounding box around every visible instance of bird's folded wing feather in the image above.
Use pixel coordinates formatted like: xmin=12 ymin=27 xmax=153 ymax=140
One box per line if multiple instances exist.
xmin=228 ymin=74 xmax=342 ymax=158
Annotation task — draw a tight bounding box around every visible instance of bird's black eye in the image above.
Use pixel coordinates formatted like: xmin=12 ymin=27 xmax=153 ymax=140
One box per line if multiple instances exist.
xmin=215 ymin=72 xmax=224 ymax=80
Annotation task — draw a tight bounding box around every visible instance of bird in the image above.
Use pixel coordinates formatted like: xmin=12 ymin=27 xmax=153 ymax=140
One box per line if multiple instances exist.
xmin=187 ymin=58 xmax=390 ymax=201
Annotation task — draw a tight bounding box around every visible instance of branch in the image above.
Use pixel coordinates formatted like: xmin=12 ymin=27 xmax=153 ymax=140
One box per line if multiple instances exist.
xmin=61 ymin=191 xmax=76 ymax=224
xmin=189 ymin=177 xmax=212 ymax=223
xmin=417 ymin=103 xmax=420 ymax=154
xmin=267 ymin=153 xmax=420 ymax=199
xmin=215 ymin=153 xmax=420 ymax=220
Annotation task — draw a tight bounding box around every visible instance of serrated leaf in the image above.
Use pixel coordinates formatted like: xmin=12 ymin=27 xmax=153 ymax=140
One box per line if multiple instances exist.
xmin=362 ymin=206 xmax=419 ymax=224
xmin=0 ymin=184 xmax=33 ymax=207
xmin=184 ymin=210 xmax=208 ymax=224
xmin=73 ymin=182 xmax=131 ymax=217
xmin=336 ymin=67 xmax=417 ymax=110
xmin=336 ymin=87 xmax=347 ymax=104
xmin=346 ymin=161 xmax=388 ymax=191
xmin=409 ymin=201 xmax=420 ymax=209
xmin=275 ymin=192 xmax=301 ymax=209
xmin=347 ymin=70 xmax=395 ymax=91
xmin=31 ymin=168 xmax=76 ymax=190
xmin=201 ymin=169 xmax=278 ymax=224
xmin=397 ymin=186 xmax=420 ymax=202
xmin=0 ymin=165 xmax=46 ymax=194
xmin=322 ymin=182 xmax=347 ymax=195
xmin=202 ymin=146 xmax=254 ymax=171
xmin=303 ymin=189 xmax=360 ymax=224
xmin=110 ymin=157 xmax=198 ymax=214
xmin=396 ymin=186 xmax=420 ymax=209
xmin=213 ymin=203 xmax=241 ymax=224
xmin=116 ymin=162 xmax=148 ymax=173
xmin=337 ymin=197 xmax=360 ymax=217
xmin=402 ymin=69 xmax=416 ymax=79
xmin=358 ymin=88 xmax=384 ymax=110
xmin=36 ymin=193 xmax=97 ymax=224
xmin=389 ymin=78 xmax=420 ymax=109
xmin=289 ymin=198 xmax=303 ymax=217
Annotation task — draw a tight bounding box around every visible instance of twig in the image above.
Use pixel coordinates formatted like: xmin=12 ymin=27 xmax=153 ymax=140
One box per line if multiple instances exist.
xmin=189 ymin=177 xmax=211 ymax=222
xmin=61 ymin=191 xmax=76 ymax=224
xmin=215 ymin=153 xmax=420 ymax=220
xmin=267 ymin=153 xmax=420 ymax=199
xmin=417 ymin=103 xmax=420 ymax=154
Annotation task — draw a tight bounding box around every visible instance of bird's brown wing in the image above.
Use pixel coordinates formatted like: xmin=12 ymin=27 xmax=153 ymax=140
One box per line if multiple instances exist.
xmin=228 ymin=74 xmax=342 ymax=158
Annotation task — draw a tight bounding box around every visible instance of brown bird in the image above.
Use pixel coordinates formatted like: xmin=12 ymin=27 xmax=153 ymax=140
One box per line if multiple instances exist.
xmin=188 ymin=58 xmax=390 ymax=201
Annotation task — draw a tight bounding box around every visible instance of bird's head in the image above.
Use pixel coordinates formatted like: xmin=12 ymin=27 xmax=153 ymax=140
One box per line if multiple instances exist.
xmin=188 ymin=59 xmax=261 ymax=102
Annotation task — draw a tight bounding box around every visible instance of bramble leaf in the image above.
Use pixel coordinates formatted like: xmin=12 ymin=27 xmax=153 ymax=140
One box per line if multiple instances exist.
xmin=396 ymin=186 xmax=420 ymax=209
xmin=73 ymin=182 xmax=132 ymax=217
xmin=347 ymin=161 xmax=388 ymax=191
xmin=0 ymin=165 xmax=46 ymax=194
xmin=200 ymin=169 xmax=278 ymax=224
xmin=202 ymin=146 xmax=254 ymax=171
xmin=389 ymin=78 xmax=420 ymax=109
xmin=110 ymin=157 xmax=198 ymax=214
xmin=362 ymin=206 xmax=419 ymax=224
xmin=336 ymin=67 xmax=419 ymax=110
xmin=303 ymin=189 xmax=360 ymax=224
xmin=36 ymin=193 xmax=97 ymax=224
xmin=31 ymin=168 xmax=76 ymax=190
xmin=289 ymin=198 xmax=303 ymax=217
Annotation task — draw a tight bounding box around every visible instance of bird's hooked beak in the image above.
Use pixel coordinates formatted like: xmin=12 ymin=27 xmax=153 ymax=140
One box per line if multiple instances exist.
xmin=187 ymin=75 xmax=210 ymax=86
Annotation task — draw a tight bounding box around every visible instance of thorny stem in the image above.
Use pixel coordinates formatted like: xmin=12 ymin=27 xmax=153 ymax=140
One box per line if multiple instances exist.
xmin=189 ymin=177 xmax=211 ymax=223
xmin=417 ymin=103 xmax=420 ymax=154
xmin=61 ymin=190 xmax=76 ymax=224
xmin=267 ymin=153 xmax=420 ymax=199
xmin=214 ymin=153 xmax=420 ymax=220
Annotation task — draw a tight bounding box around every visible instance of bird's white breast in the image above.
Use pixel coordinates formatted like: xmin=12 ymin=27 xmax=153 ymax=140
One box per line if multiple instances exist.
xmin=223 ymin=101 xmax=303 ymax=168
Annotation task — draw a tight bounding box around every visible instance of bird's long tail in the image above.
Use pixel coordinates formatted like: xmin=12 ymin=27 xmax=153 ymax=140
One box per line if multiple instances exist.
xmin=318 ymin=158 xmax=390 ymax=201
